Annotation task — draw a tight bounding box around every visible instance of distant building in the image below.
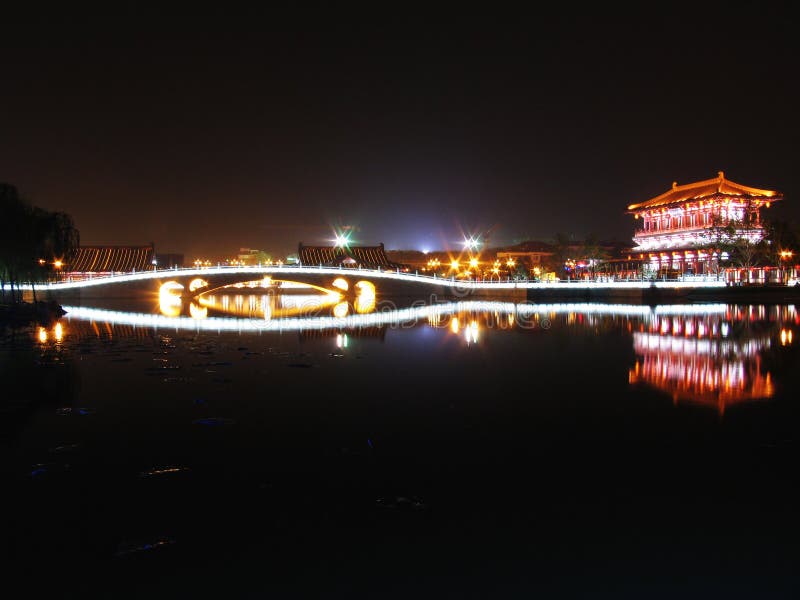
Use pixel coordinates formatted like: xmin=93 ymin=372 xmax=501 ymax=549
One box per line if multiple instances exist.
xmin=496 ymin=241 xmax=554 ymax=269
xmin=626 ymin=171 xmax=782 ymax=274
xmin=155 ymin=253 xmax=184 ymax=269
xmin=235 ymin=248 xmax=269 ymax=265
xmin=298 ymin=242 xmax=409 ymax=270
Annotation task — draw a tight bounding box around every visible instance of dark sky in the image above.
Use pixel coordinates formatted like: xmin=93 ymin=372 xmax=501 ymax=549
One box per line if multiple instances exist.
xmin=2 ymin=4 xmax=799 ymax=260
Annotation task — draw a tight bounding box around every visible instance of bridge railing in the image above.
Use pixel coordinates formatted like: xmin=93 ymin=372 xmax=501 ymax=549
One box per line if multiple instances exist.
xmin=26 ymin=264 xmax=734 ymax=291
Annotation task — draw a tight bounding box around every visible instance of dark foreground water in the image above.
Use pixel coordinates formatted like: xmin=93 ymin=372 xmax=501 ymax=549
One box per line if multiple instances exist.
xmin=2 ymin=297 xmax=799 ymax=599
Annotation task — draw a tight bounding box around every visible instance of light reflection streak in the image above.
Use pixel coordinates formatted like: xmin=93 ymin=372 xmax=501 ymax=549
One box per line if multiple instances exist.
xmin=627 ymin=306 xmax=798 ymax=414
xmin=47 ymin=301 xmax=797 ymax=418
xmin=198 ymin=292 xmax=341 ymax=319
xmin=37 ymin=322 xmax=67 ymax=344
xmin=62 ymin=302 xmax=731 ymax=333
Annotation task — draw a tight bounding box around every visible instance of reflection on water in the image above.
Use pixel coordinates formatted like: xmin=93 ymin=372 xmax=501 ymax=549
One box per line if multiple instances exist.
xmin=58 ymin=299 xmax=799 ymax=416
xmin=8 ymin=296 xmax=800 ymax=596
xmin=198 ymin=292 xmax=342 ymax=319
xmin=628 ymin=305 xmax=796 ymax=414
xmin=157 ymin=278 xmax=379 ymax=319
xmin=1 ymin=320 xmax=80 ymax=436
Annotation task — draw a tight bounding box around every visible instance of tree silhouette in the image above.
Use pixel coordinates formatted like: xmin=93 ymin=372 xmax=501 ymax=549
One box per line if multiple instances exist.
xmin=0 ymin=183 xmax=80 ymax=304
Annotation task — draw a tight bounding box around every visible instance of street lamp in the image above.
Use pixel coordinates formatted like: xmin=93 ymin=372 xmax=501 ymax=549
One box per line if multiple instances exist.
xmin=463 ymin=236 xmax=480 ymax=251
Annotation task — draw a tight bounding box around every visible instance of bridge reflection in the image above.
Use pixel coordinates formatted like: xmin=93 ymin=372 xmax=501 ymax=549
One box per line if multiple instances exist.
xmin=157 ymin=278 xmax=378 ymax=320
xmin=52 ymin=301 xmax=796 ymax=415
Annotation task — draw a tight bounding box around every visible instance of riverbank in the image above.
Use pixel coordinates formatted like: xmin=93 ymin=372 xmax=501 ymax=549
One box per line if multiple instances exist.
xmin=0 ymin=300 xmax=66 ymax=327
xmin=524 ymin=282 xmax=800 ymax=304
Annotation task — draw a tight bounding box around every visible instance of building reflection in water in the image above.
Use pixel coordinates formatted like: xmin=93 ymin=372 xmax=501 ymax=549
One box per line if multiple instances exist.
xmin=628 ymin=305 xmax=796 ymax=415
xmin=63 ymin=299 xmax=797 ymax=415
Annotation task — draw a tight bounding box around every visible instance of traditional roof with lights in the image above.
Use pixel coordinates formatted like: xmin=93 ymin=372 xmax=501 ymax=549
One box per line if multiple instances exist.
xmin=627 ymin=171 xmax=782 ymax=213
xmin=68 ymin=245 xmax=155 ymax=272
xmin=298 ymin=243 xmax=408 ymax=270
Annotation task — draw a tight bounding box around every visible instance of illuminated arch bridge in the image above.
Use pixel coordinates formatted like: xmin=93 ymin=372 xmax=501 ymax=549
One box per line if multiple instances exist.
xmin=13 ymin=263 xmax=728 ymax=303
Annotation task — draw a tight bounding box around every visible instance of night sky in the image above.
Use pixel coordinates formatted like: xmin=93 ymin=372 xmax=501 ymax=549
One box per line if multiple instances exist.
xmin=2 ymin=4 xmax=799 ymax=260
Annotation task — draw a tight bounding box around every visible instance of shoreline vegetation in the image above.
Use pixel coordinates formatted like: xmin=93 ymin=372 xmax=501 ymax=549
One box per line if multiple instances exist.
xmin=0 ymin=300 xmax=67 ymax=328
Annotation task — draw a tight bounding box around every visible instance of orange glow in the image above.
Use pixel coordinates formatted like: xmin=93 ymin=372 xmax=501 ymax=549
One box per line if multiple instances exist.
xmin=354 ymin=281 xmax=377 ymax=313
xmin=188 ymin=278 xmax=208 ymax=292
xmin=450 ymin=317 xmax=459 ymax=333
xmin=189 ymin=302 xmax=208 ymax=319
xmin=628 ymin=311 xmax=783 ymax=415
xmin=54 ymin=322 xmax=63 ymax=342
xmin=38 ymin=327 xmax=47 ymax=343
xmin=332 ymin=277 xmax=349 ymax=291
xmin=158 ymin=281 xmax=184 ymax=317
xmin=354 ymin=294 xmax=376 ymax=314
xmin=333 ymin=302 xmax=349 ymax=318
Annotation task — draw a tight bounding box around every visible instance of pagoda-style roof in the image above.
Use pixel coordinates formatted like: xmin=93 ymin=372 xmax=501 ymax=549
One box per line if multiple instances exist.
xmin=298 ymin=243 xmax=408 ymax=270
xmin=67 ymin=245 xmax=155 ymax=273
xmin=627 ymin=171 xmax=782 ymax=212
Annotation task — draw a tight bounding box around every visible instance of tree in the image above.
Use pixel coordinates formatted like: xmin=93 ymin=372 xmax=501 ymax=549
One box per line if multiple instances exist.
xmin=762 ymin=218 xmax=800 ymax=267
xmin=0 ymin=183 xmax=31 ymax=303
xmin=253 ymin=250 xmax=272 ymax=265
xmin=695 ymin=214 xmax=736 ymax=279
xmin=550 ymin=232 xmax=573 ymax=278
xmin=580 ymin=234 xmax=610 ymax=278
xmin=0 ymin=183 xmax=80 ymax=304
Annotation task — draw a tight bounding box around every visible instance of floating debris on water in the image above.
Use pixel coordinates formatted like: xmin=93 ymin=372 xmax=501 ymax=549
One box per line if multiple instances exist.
xmin=30 ymin=464 xmax=49 ymax=478
xmin=163 ymin=376 xmax=193 ymax=383
xmin=30 ymin=462 xmax=70 ymax=478
xmin=55 ymin=407 xmax=95 ymax=416
xmin=49 ymin=443 xmax=81 ymax=454
xmin=139 ymin=466 xmax=191 ymax=478
xmin=115 ymin=537 xmax=176 ymax=557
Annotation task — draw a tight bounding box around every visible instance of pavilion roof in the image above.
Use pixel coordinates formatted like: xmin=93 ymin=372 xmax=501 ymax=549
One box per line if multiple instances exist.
xmin=627 ymin=172 xmax=782 ymax=212
xmin=68 ymin=245 xmax=154 ymax=272
xmin=298 ymin=243 xmax=407 ymax=270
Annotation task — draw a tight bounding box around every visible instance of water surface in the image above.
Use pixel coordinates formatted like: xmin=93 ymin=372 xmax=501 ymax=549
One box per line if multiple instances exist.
xmin=3 ymin=295 xmax=799 ymax=598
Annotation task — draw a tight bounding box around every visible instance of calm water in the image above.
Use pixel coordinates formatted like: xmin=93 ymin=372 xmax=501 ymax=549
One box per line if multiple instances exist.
xmin=2 ymin=293 xmax=799 ymax=599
